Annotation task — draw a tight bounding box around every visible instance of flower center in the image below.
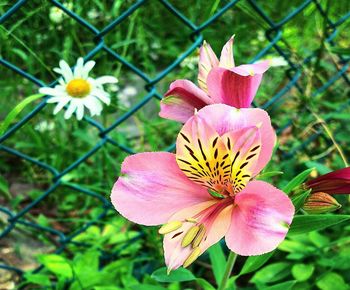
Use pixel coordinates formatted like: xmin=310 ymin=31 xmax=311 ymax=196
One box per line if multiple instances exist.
xmin=66 ymin=79 xmax=91 ymax=98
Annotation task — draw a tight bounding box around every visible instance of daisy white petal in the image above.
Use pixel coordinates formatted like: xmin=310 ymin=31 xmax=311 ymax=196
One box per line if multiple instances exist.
xmin=76 ymin=102 xmax=85 ymax=120
xmin=53 ymin=98 xmax=71 ymax=114
xmin=74 ymin=57 xmax=84 ymax=78
xmin=53 ymin=67 xmax=62 ymax=74
xmin=88 ymin=96 xmax=103 ymax=116
xmin=59 ymin=60 xmax=74 ymax=82
xmin=46 ymin=96 xmax=67 ymax=104
xmin=83 ymin=96 xmax=98 ymax=116
xmin=95 ymin=76 xmax=118 ymax=85
xmin=55 ymin=84 xmax=66 ymax=91
xmin=64 ymin=100 xmax=78 ymax=119
xmin=58 ymin=78 xmax=66 ymax=86
xmin=40 ymin=87 xmax=67 ymax=98
xmin=92 ymin=89 xmax=111 ymax=105
xmin=81 ymin=60 xmax=95 ymax=79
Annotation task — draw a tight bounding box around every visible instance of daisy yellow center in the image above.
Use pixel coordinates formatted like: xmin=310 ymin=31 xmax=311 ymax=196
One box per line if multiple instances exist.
xmin=66 ymin=79 xmax=91 ymax=98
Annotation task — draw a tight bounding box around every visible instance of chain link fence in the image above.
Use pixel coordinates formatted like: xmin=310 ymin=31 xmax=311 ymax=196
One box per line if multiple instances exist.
xmin=1 ymin=0 xmax=349 ymax=282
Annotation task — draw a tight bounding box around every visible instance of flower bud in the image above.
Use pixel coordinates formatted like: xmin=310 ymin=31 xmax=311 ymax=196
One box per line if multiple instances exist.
xmin=303 ymin=192 xmax=341 ymax=214
xmin=305 ymin=167 xmax=350 ymax=195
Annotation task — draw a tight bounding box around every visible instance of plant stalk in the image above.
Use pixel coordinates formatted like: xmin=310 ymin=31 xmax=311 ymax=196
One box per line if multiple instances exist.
xmin=218 ymin=251 xmax=238 ymax=290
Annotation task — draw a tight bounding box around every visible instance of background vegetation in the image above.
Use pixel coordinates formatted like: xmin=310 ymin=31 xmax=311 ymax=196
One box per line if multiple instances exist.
xmin=0 ymin=0 xmax=349 ymax=289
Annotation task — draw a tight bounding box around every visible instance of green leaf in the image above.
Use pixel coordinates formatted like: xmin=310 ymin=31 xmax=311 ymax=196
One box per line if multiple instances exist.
xmin=239 ymin=251 xmax=275 ymax=276
xmin=94 ymin=287 xmax=123 ymax=290
xmin=308 ymin=231 xmax=330 ymax=247
xmin=23 ymin=273 xmax=51 ymax=286
xmin=208 ymin=243 xmax=226 ymax=284
xmin=260 ymin=280 xmax=296 ymax=290
xmin=292 ymin=264 xmax=314 ymax=281
xmin=196 ymin=278 xmax=216 ymax=290
xmin=316 ymin=272 xmax=349 ymax=290
xmin=257 ymin=171 xmax=284 ymax=180
xmin=251 ymin=262 xmax=291 ymax=284
xmin=288 ymin=215 xmax=350 ymax=236
xmin=37 ymin=254 xmax=73 ymax=279
xmin=226 ymin=277 xmax=238 ymax=290
xmin=0 ymin=175 xmax=11 ymax=200
xmin=151 ymin=267 xmax=196 ymax=283
xmin=305 ymin=161 xmax=331 ymax=175
xmin=278 ymin=239 xmax=315 ymax=254
xmin=330 ymin=47 xmax=350 ymax=56
xmin=73 ymin=250 xmax=99 ymax=274
xmin=0 ymin=93 xmax=44 ymax=135
xmin=291 ymin=190 xmax=311 ymax=211
xmin=282 ymin=168 xmax=314 ymax=194
xmin=130 ymin=285 xmax=167 ymax=290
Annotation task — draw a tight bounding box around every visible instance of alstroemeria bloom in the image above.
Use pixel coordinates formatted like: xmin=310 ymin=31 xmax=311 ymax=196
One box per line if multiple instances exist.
xmin=160 ymin=36 xmax=270 ymax=123
xmin=111 ymin=104 xmax=294 ymax=271
xmin=305 ymin=167 xmax=350 ymax=194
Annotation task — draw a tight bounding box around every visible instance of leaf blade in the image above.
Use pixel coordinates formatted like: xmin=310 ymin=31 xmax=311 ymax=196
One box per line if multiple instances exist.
xmin=0 ymin=93 xmax=44 ymax=135
xmin=151 ymin=267 xmax=196 ymax=283
xmin=208 ymin=243 xmax=226 ymax=285
xmin=282 ymin=168 xmax=314 ymax=194
xmin=288 ymin=215 xmax=350 ymax=236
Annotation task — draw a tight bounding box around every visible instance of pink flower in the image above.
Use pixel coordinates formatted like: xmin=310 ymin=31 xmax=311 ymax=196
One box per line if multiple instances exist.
xmin=111 ymin=104 xmax=294 ymax=271
xmin=305 ymin=167 xmax=350 ymax=195
xmin=160 ymin=36 xmax=270 ymax=123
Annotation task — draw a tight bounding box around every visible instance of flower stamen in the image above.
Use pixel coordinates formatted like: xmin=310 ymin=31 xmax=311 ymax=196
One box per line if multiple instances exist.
xmin=181 ymin=225 xmax=200 ymax=247
xmin=158 ymin=221 xmax=183 ymax=234
xmin=183 ymin=247 xmax=201 ymax=268
xmin=192 ymin=224 xmax=206 ymax=248
xmin=66 ymin=78 xmax=91 ymax=97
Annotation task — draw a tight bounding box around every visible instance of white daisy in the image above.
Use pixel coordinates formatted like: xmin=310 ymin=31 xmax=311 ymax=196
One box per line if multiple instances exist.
xmin=40 ymin=57 xmax=118 ymax=120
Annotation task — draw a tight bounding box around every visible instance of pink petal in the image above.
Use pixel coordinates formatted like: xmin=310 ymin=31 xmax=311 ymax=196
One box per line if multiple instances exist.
xmin=230 ymin=61 xmax=270 ymax=76
xmin=195 ymin=104 xmax=276 ymax=175
xmin=160 ymin=80 xmax=213 ymax=123
xmin=198 ymin=41 xmax=219 ymax=93
xmin=164 ymin=200 xmax=233 ymax=271
xmin=207 ymin=60 xmax=270 ymax=108
xmin=219 ymin=35 xmax=235 ymax=69
xmin=225 ymin=180 xmax=294 ymax=256
xmin=111 ymin=152 xmax=210 ymax=226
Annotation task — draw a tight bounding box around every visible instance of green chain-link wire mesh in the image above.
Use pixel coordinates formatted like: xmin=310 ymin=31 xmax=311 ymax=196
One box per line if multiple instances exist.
xmin=1 ymin=0 xmax=349 ymax=280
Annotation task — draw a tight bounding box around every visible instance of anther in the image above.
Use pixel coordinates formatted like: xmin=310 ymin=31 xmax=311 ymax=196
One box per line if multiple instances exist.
xmin=192 ymin=224 xmax=206 ymax=248
xmin=183 ymin=247 xmax=201 ymax=268
xmin=186 ymin=218 xmax=197 ymax=223
xmin=158 ymin=221 xmax=182 ymax=235
xmin=181 ymin=225 xmax=200 ymax=247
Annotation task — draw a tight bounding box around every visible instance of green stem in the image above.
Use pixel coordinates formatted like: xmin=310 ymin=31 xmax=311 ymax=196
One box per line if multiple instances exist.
xmin=218 ymin=252 xmax=238 ymax=290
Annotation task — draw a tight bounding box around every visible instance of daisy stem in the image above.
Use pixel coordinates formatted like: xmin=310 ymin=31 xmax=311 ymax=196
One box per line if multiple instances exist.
xmin=218 ymin=251 xmax=237 ymax=290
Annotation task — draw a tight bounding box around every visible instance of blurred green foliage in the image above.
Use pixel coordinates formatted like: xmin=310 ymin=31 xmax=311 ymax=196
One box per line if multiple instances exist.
xmin=1 ymin=0 xmax=350 ymax=289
